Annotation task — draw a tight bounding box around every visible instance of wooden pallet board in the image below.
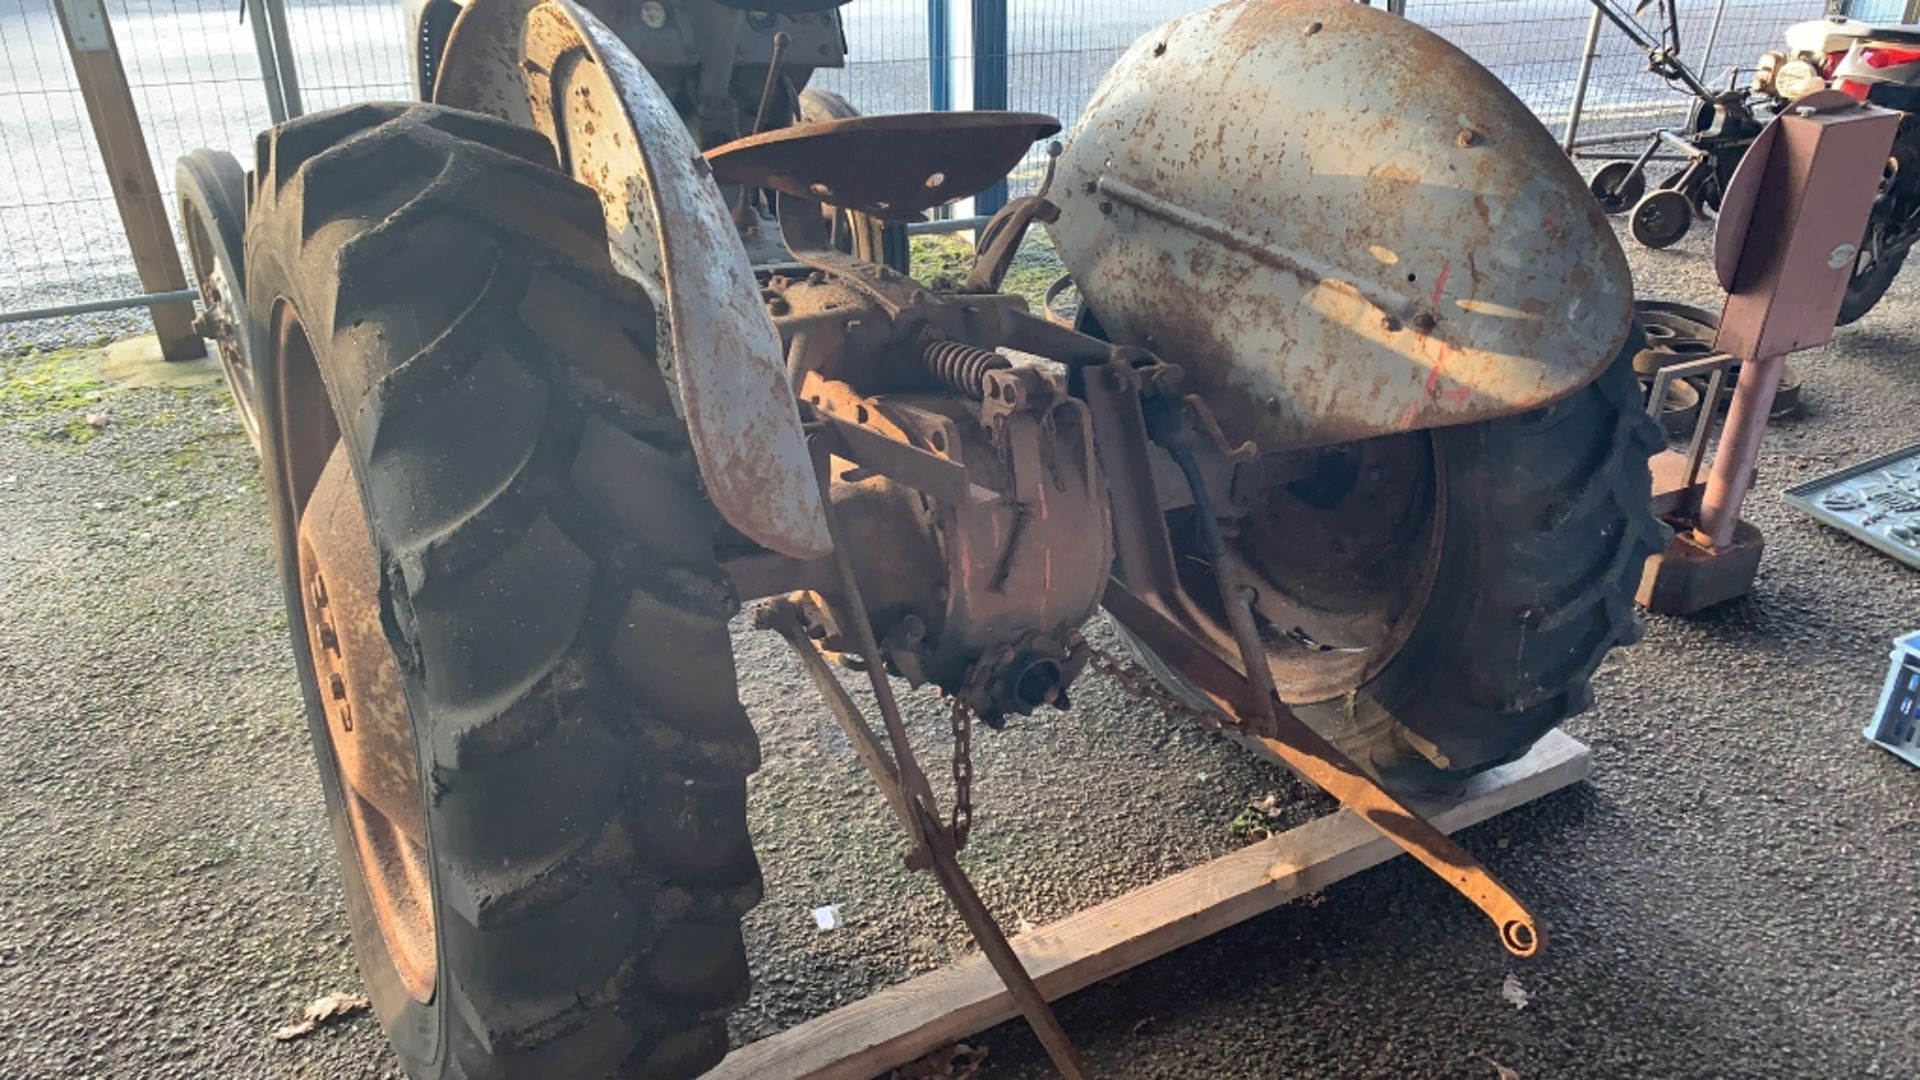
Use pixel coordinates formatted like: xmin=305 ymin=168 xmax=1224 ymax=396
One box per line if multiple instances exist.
xmin=710 ymin=730 xmax=1591 ymax=1080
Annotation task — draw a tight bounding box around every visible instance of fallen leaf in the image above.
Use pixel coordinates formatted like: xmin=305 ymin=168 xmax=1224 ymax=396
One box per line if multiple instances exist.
xmin=1487 ymin=1058 xmax=1520 ymax=1080
xmin=272 ymin=991 xmax=371 ymax=1041
xmin=1500 ymin=974 xmax=1530 ymax=1010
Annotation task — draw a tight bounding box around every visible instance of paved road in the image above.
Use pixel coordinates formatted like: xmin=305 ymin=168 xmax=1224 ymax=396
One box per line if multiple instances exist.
xmin=1 ymin=208 xmax=1917 ymax=1078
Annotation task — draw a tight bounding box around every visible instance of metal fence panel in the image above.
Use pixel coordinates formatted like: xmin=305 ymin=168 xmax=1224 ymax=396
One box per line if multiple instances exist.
xmin=0 ymin=0 xmax=1860 ymax=353
xmin=811 ymin=0 xmax=933 ymax=113
xmin=0 ymin=0 xmax=268 ymax=352
xmin=282 ymin=0 xmax=408 ymax=111
xmin=1001 ymin=1 xmax=1205 ymax=195
xmin=1411 ymin=0 xmax=1829 ymax=147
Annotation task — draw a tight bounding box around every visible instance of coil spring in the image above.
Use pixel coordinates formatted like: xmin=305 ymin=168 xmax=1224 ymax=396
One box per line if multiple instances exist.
xmin=923 ymin=340 xmax=1010 ymax=399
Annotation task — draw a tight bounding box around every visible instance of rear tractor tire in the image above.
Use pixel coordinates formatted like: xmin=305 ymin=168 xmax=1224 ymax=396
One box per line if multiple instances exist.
xmin=1123 ymin=329 xmax=1666 ymax=793
xmin=245 ymin=103 xmax=761 ymax=1078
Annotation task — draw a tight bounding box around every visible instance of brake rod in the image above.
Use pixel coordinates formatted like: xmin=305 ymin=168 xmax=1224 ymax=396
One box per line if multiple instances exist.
xmin=1100 ymin=583 xmax=1542 ymax=957
xmin=1118 ymin=435 xmax=1542 ymax=958
xmin=750 ymin=440 xmax=1091 ymax=1079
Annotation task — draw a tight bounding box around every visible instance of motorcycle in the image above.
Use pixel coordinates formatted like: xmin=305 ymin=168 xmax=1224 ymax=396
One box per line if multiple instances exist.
xmin=1754 ymin=16 xmax=1920 ymax=323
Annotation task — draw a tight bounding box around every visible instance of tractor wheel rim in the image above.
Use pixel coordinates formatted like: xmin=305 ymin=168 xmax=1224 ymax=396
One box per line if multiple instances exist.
xmin=1172 ymin=432 xmax=1445 ymax=704
xmin=277 ymin=306 xmax=437 ymax=1004
xmin=182 ymin=205 xmax=260 ymax=451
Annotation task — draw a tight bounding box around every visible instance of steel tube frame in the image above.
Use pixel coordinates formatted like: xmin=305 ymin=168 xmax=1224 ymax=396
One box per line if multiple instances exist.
xmin=1696 ymin=353 xmax=1785 ymax=549
xmin=971 ymin=0 xmax=1009 ymax=217
xmin=1696 ymin=0 xmax=1731 ymax=74
xmin=0 ymin=288 xmax=198 ymax=326
xmin=263 ymin=0 xmax=303 ymax=117
xmin=1564 ymin=7 xmax=1605 ymax=152
xmin=244 ymin=0 xmax=288 ymax=124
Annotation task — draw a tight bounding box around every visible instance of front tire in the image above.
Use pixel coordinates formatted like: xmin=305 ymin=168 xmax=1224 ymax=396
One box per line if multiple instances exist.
xmin=1124 ymin=333 xmax=1666 ymax=792
xmin=178 ymin=148 xmax=260 ymax=452
xmin=1837 ymin=223 xmax=1908 ymax=326
xmin=246 ymin=103 xmax=761 ymax=1078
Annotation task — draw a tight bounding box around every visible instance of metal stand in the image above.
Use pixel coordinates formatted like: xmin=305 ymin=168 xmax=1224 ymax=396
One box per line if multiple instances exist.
xmin=1640 ymin=92 xmax=1900 ymax=614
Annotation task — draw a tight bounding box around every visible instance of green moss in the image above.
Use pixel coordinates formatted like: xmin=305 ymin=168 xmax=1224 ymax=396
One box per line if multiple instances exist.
xmin=908 ymin=231 xmax=1072 ymax=318
xmin=909 ymin=233 xmax=976 ymax=286
xmin=0 ymin=349 xmax=107 ymax=419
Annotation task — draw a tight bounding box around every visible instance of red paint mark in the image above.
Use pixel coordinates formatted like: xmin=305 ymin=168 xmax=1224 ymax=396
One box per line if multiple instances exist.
xmin=1424 ymin=341 xmax=1453 ymax=397
xmin=1429 ymin=259 xmax=1451 ymax=309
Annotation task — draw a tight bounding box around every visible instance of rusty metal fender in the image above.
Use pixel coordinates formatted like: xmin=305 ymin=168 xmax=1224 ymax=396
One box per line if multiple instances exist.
xmin=435 ymin=0 xmax=831 ymax=559
xmin=1048 ymin=0 xmax=1634 ymax=452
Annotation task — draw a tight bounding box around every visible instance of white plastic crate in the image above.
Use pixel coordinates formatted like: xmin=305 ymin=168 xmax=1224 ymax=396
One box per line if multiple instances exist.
xmin=1867 ymin=630 xmax=1920 ymax=769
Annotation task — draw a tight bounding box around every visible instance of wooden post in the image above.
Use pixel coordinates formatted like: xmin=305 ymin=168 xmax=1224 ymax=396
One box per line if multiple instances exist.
xmin=54 ymin=0 xmax=203 ymax=360
xmin=710 ymin=731 xmax=1592 ymax=1080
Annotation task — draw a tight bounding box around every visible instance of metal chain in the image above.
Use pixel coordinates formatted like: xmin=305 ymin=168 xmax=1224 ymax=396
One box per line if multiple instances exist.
xmin=1083 ymin=643 xmax=1235 ymax=734
xmin=946 ymin=643 xmax=1233 ymax=851
xmin=948 ymin=694 xmax=974 ymax=848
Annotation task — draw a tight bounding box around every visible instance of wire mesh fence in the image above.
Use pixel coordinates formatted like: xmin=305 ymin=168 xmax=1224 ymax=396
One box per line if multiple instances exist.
xmin=812 ymin=0 xmax=933 ymax=113
xmin=0 ymin=0 xmax=270 ymax=352
xmin=0 ymin=0 xmax=1859 ymax=353
xmin=281 ymin=0 xmax=408 ymax=111
xmin=1412 ymin=0 xmax=1831 ymax=149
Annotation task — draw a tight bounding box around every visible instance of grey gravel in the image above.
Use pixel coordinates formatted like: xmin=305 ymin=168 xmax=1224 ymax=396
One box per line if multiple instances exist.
xmin=2 ymin=220 xmax=1918 ymax=1080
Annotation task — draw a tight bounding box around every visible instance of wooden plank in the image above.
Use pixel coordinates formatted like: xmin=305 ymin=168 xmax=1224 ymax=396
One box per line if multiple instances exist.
xmin=54 ymin=0 xmax=202 ymax=361
xmin=711 ymin=730 xmax=1589 ymax=1080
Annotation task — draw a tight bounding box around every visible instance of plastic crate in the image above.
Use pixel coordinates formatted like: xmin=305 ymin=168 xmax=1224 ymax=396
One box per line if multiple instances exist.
xmin=1867 ymin=630 xmax=1920 ymax=769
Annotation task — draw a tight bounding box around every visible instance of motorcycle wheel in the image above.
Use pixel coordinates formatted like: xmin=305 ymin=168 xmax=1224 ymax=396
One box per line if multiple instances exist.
xmin=1838 ymin=124 xmax=1920 ymax=326
xmin=1837 ymin=222 xmax=1909 ymax=326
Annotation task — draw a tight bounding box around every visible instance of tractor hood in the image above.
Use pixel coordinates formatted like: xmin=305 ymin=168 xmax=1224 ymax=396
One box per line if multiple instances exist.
xmin=1049 ymin=0 xmax=1633 ymax=452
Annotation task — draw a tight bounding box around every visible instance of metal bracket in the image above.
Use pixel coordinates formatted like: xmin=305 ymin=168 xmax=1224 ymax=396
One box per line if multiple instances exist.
xmin=752 ymin=434 xmax=1089 ymax=1078
xmin=1102 ymin=584 xmax=1543 ymax=957
xmin=1103 ymin=406 xmax=1542 ymax=957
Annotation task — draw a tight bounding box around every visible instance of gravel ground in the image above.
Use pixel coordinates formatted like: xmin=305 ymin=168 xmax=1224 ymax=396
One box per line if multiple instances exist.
xmin=2 ymin=218 xmax=1918 ymax=1080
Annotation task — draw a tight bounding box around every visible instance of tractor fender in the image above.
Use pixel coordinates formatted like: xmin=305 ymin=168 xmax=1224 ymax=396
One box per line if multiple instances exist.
xmin=435 ymin=0 xmax=831 ymax=559
xmin=1049 ymin=0 xmax=1634 ymax=453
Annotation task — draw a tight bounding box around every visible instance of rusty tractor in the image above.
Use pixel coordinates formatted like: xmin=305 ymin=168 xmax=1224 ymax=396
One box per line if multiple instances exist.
xmin=176 ymin=0 xmax=1664 ymax=1075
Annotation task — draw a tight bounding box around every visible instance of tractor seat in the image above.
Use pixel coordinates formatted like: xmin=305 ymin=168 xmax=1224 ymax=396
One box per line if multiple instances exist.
xmin=706 ymin=111 xmax=1061 ymax=222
